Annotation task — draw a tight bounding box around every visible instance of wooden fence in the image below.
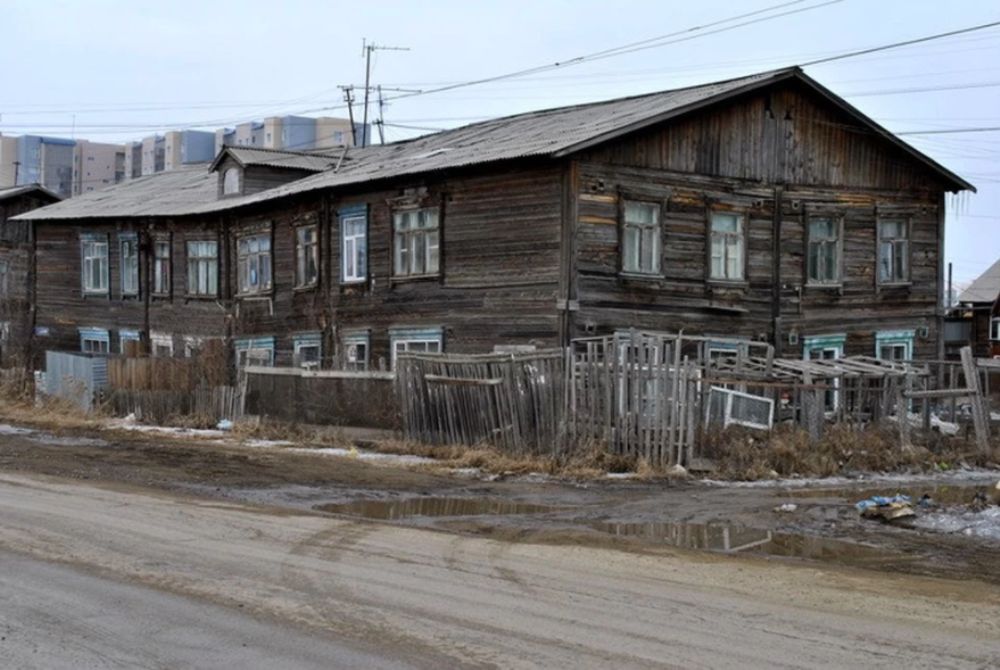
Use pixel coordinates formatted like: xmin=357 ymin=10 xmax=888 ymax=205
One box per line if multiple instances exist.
xmin=396 ymin=349 xmax=565 ymax=455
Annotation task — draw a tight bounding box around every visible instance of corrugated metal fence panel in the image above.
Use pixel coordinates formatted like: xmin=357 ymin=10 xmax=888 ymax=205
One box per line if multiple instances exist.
xmin=43 ymin=351 xmax=109 ymax=412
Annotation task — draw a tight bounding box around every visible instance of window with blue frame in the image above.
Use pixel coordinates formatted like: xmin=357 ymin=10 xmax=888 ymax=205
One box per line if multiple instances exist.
xmin=875 ymin=330 xmax=914 ymax=361
xmin=340 ymin=204 xmax=368 ymax=283
xmin=119 ymin=329 xmax=141 ymax=354
xmin=803 ymin=334 xmax=846 ymax=411
xmin=342 ymin=330 xmax=370 ymax=371
xmin=293 ymin=332 xmax=322 ymax=369
xmin=234 ymin=336 xmax=275 ymax=367
xmin=79 ymin=327 xmax=110 ymax=354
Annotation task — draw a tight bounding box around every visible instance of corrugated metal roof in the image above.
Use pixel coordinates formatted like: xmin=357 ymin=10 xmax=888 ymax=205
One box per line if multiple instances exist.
xmin=15 ymin=67 xmax=974 ymax=222
xmin=211 ymin=146 xmax=337 ymax=172
xmin=0 ymin=183 xmax=62 ymax=203
xmin=958 ymin=257 xmax=1000 ymax=304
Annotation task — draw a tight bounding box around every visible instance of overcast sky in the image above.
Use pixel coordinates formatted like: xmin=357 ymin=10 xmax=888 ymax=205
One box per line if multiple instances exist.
xmin=2 ymin=0 xmax=997 ymax=284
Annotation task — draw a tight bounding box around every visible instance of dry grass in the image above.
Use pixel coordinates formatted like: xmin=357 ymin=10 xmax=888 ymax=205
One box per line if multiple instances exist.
xmin=228 ymin=417 xmax=348 ymax=447
xmin=701 ymin=422 xmax=1000 ymax=480
xmin=0 ymin=395 xmax=103 ymax=433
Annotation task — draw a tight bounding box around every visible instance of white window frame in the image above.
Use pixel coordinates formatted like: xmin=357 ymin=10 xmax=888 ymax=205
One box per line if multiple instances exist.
xmin=120 ymin=234 xmax=139 ymax=296
xmin=152 ymin=236 xmax=171 ymax=296
xmin=81 ymin=234 xmax=109 ymax=294
xmin=237 ymin=232 xmax=272 ymax=295
xmin=186 ymin=239 xmax=218 ymax=297
xmin=709 ymin=212 xmax=745 ymax=281
xmin=878 ymin=218 xmax=910 ymax=285
xmin=119 ymin=329 xmax=141 ymax=354
xmin=390 ymin=328 xmax=443 ymax=370
xmin=222 ymin=167 xmax=240 ymax=196
xmin=875 ymin=330 xmax=914 ymax=362
xmin=990 ymin=317 xmax=1000 ymax=342
xmin=621 ymin=200 xmax=661 ymax=275
xmin=293 ymin=338 xmax=322 ymax=370
xmin=150 ymin=331 xmax=173 ymax=357
xmin=806 ymin=217 xmax=842 ymax=285
xmin=341 ymin=209 xmax=368 ymax=284
xmin=235 ymin=338 xmax=275 ymax=368
xmin=393 ymin=208 xmax=440 ymax=277
xmin=803 ymin=335 xmax=845 ymax=412
xmin=295 ymin=225 xmax=319 ymax=288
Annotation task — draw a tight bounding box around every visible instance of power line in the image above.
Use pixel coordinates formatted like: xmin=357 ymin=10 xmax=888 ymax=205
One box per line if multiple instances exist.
xmin=801 ymin=19 xmax=1000 ymax=66
xmin=897 ymin=126 xmax=1000 ymax=136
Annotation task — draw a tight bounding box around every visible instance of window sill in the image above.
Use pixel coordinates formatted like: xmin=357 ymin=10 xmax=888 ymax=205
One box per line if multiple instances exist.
xmin=236 ymin=291 xmax=274 ymax=300
xmin=805 ymin=282 xmax=843 ymax=290
xmin=878 ymin=282 xmax=912 ymax=289
xmin=184 ymin=294 xmax=219 ymax=301
xmin=619 ymin=271 xmax=664 ymax=281
xmin=82 ymin=291 xmax=110 ymax=298
xmin=151 ymin=294 xmax=172 ymax=301
xmin=391 ymin=274 xmax=441 ymax=284
xmin=293 ymin=283 xmax=319 ymax=294
xmin=341 ymin=278 xmax=367 ymax=286
xmin=707 ymin=278 xmax=748 ymax=288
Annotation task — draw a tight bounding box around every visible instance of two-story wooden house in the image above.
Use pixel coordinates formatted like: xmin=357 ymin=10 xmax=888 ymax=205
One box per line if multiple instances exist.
xmin=15 ymin=67 xmax=973 ymax=372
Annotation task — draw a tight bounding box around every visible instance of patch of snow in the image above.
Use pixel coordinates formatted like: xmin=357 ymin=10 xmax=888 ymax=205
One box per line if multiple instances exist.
xmin=701 ymin=469 xmax=1000 ymax=489
xmin=105 ymin=419 xmax=227 ymax=439
xmin=0 ymin=423 xmax=35 ymax=436
xmin=285 ymin=446 xmax=434 ymax=465
xmin=241 ymin=439 xmax=295 ymax=448
xmin=450 ymin=467 xmax=483 ymax=478
xmin=605 ymin=472 xmax=639 ymax=480
xmin=914 ymin=507 xmax=1000 ymax=541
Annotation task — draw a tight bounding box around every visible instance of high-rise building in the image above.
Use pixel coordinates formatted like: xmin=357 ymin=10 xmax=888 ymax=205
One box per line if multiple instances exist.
xmin=71 ymin=140 xmax=126 ymax=196
xmin=14 ymin=135 xmax=76 ymax=198
xmin=123 ymin=142 xmax=142 ymax=180
xmin=140 ymin=135 xmax=165 ymax=176
xmin=164 ymin=130 xmax=215 ymax=171
xmin=0 ymin=134 xmax=18 ymax=188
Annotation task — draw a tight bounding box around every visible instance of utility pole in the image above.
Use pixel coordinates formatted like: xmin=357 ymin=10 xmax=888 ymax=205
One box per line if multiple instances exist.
xmin=376 ymin=85 xmax=386 ymax=145
xmin=340 ymin=85 xmax=357 ymax=146
xmin=360 ymin=39 xmax=409 ymax=148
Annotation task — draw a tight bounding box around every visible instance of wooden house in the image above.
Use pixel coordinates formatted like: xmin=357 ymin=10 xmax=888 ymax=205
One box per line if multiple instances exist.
xmin=0 ymin=184 xmax=61 ymax=366
xmin=15 ymin=67 xmax=973 ymax=373
xmin=953 ymin=258 xmax=1000 ymax=358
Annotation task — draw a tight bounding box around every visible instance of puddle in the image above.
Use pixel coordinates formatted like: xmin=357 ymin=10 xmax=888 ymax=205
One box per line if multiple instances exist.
xmin=316 ymin=497 xmax=560 ymax=520
xmin=594 ymin=520 xmax=903 ymax=564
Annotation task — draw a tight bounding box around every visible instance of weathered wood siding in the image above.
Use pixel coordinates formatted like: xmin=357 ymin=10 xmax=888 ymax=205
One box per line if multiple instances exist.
xmin=570 ymin=79 xmax=948 ymax=359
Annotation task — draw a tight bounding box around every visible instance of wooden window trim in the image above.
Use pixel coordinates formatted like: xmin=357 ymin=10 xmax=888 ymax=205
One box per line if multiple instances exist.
xmin=705 ymin=207 xmax=749 ymax=286
xmin=391 ymin=204 xmax=442 ymax=282
xmin=340 ymin=204 xmax=369 ymax=286
xmin=119 ymin=232 xmax=141 ymax=299
xmin=294 ymin=223 xmax=320 ymax=290
xmin=803 ymin=212 xmax=845 ymax=290
xmin=618 ymin=195 xmax=666 ymax=279
xmin=234 ymin=228 xmax=274 ymax=298
xmin=184 ymin=236 xmax=220 ymax=299
xmin=150 ymin=233 xmax=172 ymax=299
xmin=875 ymin=214 xmax=913 ymax=290
xmin=80 ymin=233 xmax=110 ymax=297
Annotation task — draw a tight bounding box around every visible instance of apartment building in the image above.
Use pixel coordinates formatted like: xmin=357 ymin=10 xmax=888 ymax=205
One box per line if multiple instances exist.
xmin=163 ymin=130 xmax=215 ymax=171
xmin=0 ymin=135 xmax=18 ymax=187
xmin=140 ymin=136 xmax=165 ymax=176
xmin=72 ymin=140 xmax=126 ymax=196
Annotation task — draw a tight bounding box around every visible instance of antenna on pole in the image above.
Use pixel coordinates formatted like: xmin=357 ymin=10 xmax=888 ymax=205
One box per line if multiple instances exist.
xmin=360 ymin=39 xmax=409 ymax=148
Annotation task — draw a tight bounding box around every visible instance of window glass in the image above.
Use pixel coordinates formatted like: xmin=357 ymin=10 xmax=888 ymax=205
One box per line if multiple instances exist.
xmin=187 ymin=240 xmax=218 ymax=296
xmin=878 ymin=219 xmax=909 ymax=283
xmin=81 ymin=237 xmax=109 ymax=293
xmin=237 ymin=233 xmax=272 ymax=294
xmin=807 ymin=217 xmax=840 ymax=284
xmin=393 ymin=208 xmax=440 ymax=277
xmin=295 ymin=226 xmax=319 ymax=287
xmin=120 ymin=237 xmax=139 ymax=295
xmin=622 ymin=201 xmax=660 ymax=275
xmin=153 ymin=238 xmax=171 ymax=294
xmin=709 ymin=213 xmax=744 ymax=280
xmin=223 ymin=168 xmax=240 ymax=195
xmin=342 ymin=215 xmax=368 ymax=282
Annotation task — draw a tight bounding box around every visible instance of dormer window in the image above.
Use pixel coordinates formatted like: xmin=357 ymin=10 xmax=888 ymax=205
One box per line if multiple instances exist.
xmin=222 ymin=167 xmax=241 ymax=196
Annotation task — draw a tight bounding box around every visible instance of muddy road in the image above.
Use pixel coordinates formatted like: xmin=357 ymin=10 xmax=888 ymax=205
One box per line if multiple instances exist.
xmin=3 ymin=471 xmax=1000 ymax=668
xmin=0 ymin=423 xmax=997 ymax=587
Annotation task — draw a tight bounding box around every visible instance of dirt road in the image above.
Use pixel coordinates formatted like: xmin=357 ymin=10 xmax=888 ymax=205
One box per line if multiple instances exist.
xmin=2 ymin=472 xmax=999 ymax=668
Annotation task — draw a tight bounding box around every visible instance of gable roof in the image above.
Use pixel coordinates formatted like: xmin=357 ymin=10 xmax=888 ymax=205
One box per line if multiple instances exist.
xmin=0 ymin=183 xmax=62 ymax=204
xmin=958 ymin=258 xmax=1000 ymax=304
xmin=16 ymin=66 xmax=973 ymax=222
xmin=207 ymin=146 xmax=338 ymax=173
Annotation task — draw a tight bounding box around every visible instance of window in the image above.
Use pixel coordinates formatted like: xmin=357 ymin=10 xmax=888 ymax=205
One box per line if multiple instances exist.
xmin=390 ymin=327 xmax=443 ymax=369
xmin=235 ymin=337 xmax=275 ymax=368
xmin=992 ymin=317 xmax=1000 ymax=342
xmin=295 ymin=226 xmax=319 ymax=287
xmin=876 ymin=330 xmax=914 ymax=362
xmin=341 ymin=206 xmax=368 ymax=283
xmin=81 ymin=234 xmax=109 ymax=294
xmin=622 ymin=201 xmax=661 ymax=275
xmin=293 ymin=333 xmax=322 ymax=369
xmin=79 ymin=328 xmax=110 ymax=354
xmin=186 ymin=240 xmax=218 ymax=296
xmin=803 ymin=334 xmax=845 ymax=411
xmin=183 ymin=336 xmax=203 ymax=358
xmin=222 ymin=167 xmax=240 ymax=195
xmin=120 ymin=234 xmax=139 ymax=296
xmin=0 ymin=260 xmax=8 ymax=297
xmin=342 ymin=331 xmax=370 ymax=371
xmin=393 ymin=208 xmax=439 ymax=277
xmin=119 ymin=329 xmax=141 ymax=354
xmin=150 ymin=332 xmax=173 ymax=357
xmin=807 ymin=218 xmax=840 ymax=284
xmin=878 ymin=219 xmax=909 ymax=284
xmin=237 ymin=233 xmax=272 ymax=295
xmin=709 ymin=212 xmax=744 ymax=281
xmin=152 ymin=237 xmax=171 ymax=295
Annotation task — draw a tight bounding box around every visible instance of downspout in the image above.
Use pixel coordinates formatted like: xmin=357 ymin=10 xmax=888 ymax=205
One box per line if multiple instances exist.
xmin=936 ymin=192 xmax=946 ymax=366
xmin=771 ymin=186 xmax=784 ymax=355
xmin=142 ymin=218 xmax=152 ymax=347
xmin=559 ymin=160 xmax=579 ymax=347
